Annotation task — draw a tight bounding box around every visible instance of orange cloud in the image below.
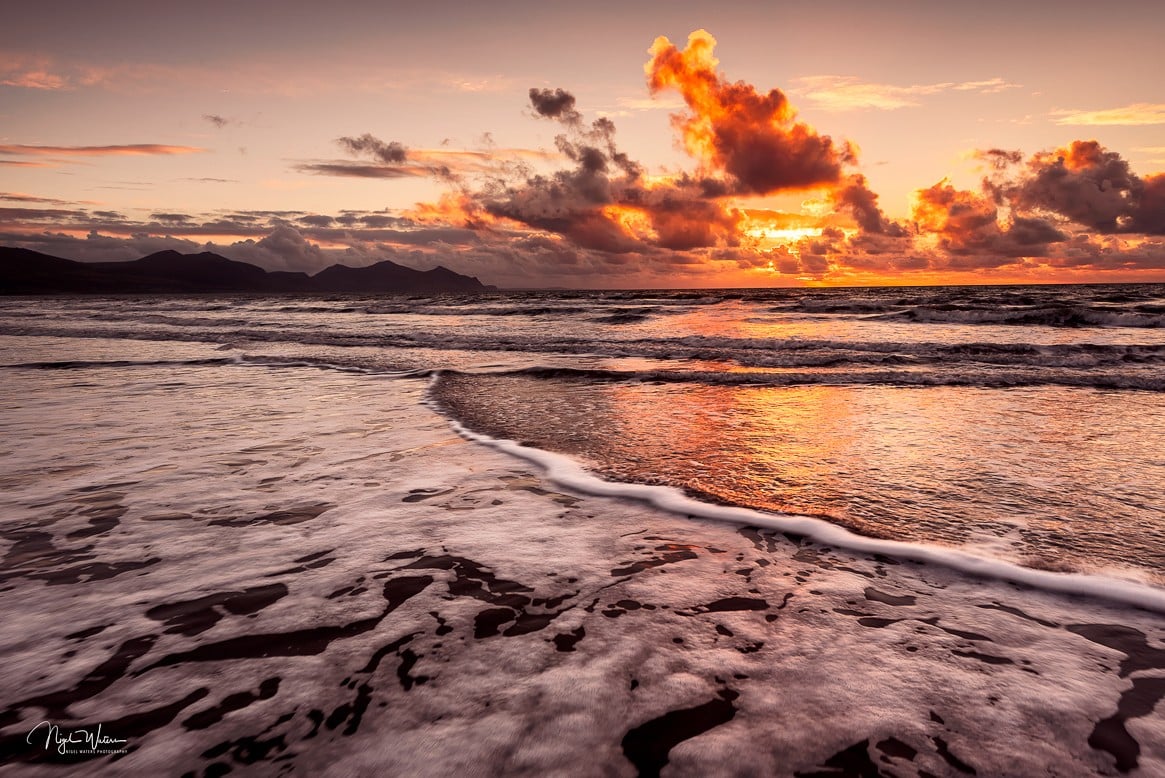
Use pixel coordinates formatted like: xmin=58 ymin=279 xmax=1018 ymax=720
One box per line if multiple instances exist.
xmin=912 ymin=181 xmax=1000 ymax=248
xmin=0 ymin=144 xmax=206 ymax=156
xmin=404 ymin=192 xmax=501 ymax=230
xmin=0 ymin=54 xmax=72 ymax=90
xmin=645 ymin=29 xmax=854 ymax=195
xmin=912 ymin=179 xmax=1065 ymax=262
xmin=0 ymin=71 xmax=68 ymax=90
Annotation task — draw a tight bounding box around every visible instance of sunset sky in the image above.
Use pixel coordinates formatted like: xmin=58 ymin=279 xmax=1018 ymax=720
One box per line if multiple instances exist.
xmin=3 ymin=0 xmax=1164 ymax=288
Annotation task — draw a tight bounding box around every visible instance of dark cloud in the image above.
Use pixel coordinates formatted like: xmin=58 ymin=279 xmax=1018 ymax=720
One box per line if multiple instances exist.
xmin=0 ymin=192 xmax=76 ymax=205
xmin=337 ymin=133 xmax=408 ymax=164
xmin=1007 ymin=216 xmax=1068 ymax=246
xmin=473 ymin=98 xmax=738 ymax=255
xmin=1136 ymin=175 xmax=1165 ymax=234
xmin=529 ymin=88 xmax=582 ymax=124
xmin=0 ymin=206 xmax=90 ymax=222
xmin=295 ymin=162 xmax=427 ymax=179
xmin=831 ymin=174 xmax=907 ymax=236
xmin=975 ymin=148 xmax=1024 ymax=171
xmin=1011 ymin=140 xmax=1139 ymax=232
xmin=299 ymin=137 xmax=557 ymax=183
xmin=354 ymin=214 xmax=400 ymax=228
xmin=149 ymin=212 xmax=192 ymax=223
xmin=988 ymin=140 xmax=1165 ymax=235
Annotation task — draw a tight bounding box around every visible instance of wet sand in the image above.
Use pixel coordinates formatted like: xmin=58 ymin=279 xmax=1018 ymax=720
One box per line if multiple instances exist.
xmin=0 ymin=360 xmax=1163 ymax=776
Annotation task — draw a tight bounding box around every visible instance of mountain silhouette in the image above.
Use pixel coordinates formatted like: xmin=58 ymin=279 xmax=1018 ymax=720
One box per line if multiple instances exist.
xmin=0 ymin=247 xmax=493 ymax=295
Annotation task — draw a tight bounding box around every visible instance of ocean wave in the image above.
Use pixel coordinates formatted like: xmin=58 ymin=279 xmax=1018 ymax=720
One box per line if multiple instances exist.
xmin=446 ymin=364 xmax=1165 ymax=392
xmin=363 ymin=303 xmax=598 ymax=317
xmin=591 ymin=312 xmax=652 ymax=325
xmin=874 ymin=304 xmax=1165 ymax=328
xmin=0 ymin=357 xmax=236 ymax=370
xmin=6 ymin=320 xmax=1165 ymax=375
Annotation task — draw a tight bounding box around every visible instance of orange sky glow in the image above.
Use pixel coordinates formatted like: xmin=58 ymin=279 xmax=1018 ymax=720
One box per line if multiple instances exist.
xmin=2 ymin=1 xmax=1163 ymax=288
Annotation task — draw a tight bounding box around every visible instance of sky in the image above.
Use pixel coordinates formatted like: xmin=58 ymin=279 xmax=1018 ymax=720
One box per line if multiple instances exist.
xmin=2 ymin=0 xmax=1164 ymax=288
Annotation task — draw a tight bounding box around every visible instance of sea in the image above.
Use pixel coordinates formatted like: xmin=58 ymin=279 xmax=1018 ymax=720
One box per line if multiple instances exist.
xmin=2 ymin=283 xmax=1164 ymax=775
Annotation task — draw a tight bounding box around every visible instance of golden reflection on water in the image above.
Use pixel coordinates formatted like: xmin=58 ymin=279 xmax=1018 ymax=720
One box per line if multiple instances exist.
xmin=438 ymin=373 xmax=1165 ymax=580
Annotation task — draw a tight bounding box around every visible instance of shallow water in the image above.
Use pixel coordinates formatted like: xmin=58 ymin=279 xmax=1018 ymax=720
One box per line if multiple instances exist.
xmin=434 ymin=376 xmax=1165 ymax=581
xmin=4 ymin=285 xmax=1161 ymax=583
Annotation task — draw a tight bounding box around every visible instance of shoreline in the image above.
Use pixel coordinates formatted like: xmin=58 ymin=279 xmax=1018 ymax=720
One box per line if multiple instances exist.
xmin=438 ymin=409 xmax=1165 ymax=616
xmin=0 ymin=354 xmax=1163 ymax=774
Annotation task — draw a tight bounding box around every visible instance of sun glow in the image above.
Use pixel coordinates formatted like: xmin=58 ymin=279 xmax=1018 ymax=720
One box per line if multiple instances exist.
xmin=602 ymin=204 xmax=658 ymax=242
xmin=746 ymin=226 xmax=823 ymax=245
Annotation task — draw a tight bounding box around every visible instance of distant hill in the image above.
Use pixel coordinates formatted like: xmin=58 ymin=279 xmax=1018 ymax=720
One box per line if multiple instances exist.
xmin=0 ymin=247 xmax=493 ymax=295
xmin=312 ymin=259 xmax=489 ymax=294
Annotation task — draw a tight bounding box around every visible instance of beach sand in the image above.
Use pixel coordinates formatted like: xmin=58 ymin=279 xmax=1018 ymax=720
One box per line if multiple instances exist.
xmin=1 ymin=356 xmax=1163 ymax=776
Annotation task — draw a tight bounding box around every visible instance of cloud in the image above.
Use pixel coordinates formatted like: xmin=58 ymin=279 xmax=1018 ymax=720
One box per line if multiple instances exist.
xmin=0 ymin=192 xmax=77 ymax=205
xmin=951 ymin=78 xmax=1021 ymax=93
xmin=911 ymin=178 xmax=1066 ymax=261
xmin=337 ymin=133 xmax=408 ymax=163
xmin=1134 ymin=175 xmax=1165 ymax=235
xmin=296 ymin=162 xmax=428 ymax=179
xmin=529 ymin=88 xmax=582 ymax=124
xmin=297 ymin=136 xmax=437 ymax=179
xmin=0 ymin=144 xmax=206 ymax=156
xmin=792 ymin=76 xmax=1021 ymax=112
xmin=0 ymin=206 xmax=91 ymax=222
xmin=831 ymin=174 xmax=907 ymax=236
xmin=645 ymin=29 xmax=854 ymax=194
xmin=1052 ymin=103 xmax=1165 ymax=126
xmin=614 ymin=95 xmax=686 ymax=112
xmin=0 ymin=159 xmax=57 ymax=167
xmin=224 ymin=225 xmax=331 ymax=272
xmin=974 ymin=148 xmax=1025 ymax=173
xmin=1 ymin=71 xmax=68 ymax=90
xmin=988 ymin=140 xmax=1165 ymax=235
xmin=0 ymin=54 xmax=71 ymax=90
xmin=149 ymin=212 xmax=193 ymax=223
xmin=297 ymin=137 xmax=561 ymax=181
xmin=464 ymin=87 xmax=744 ymax=254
